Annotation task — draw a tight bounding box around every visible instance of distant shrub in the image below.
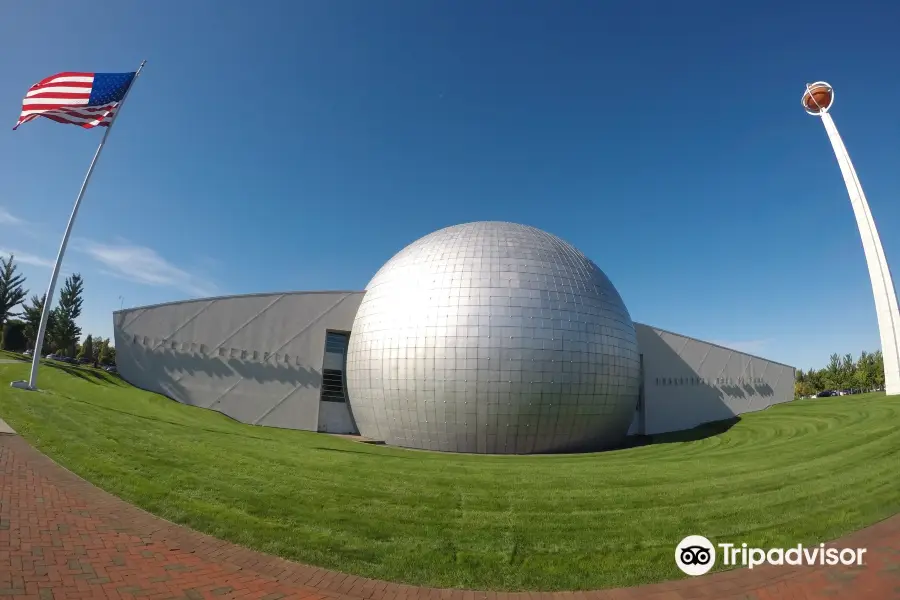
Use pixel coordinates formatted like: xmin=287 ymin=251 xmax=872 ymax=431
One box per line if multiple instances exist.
xmin=1 ymin=320 xmax=27 ymax=352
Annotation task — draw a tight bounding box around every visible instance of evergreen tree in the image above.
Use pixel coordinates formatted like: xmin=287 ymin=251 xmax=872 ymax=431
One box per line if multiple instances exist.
xmin=49 ymin=274 xmax=84 ymax=357
xmin=98 ymin=338 xmax=111 ymax=364
xmin=21 ymin=294 xmax=56 ymax=354
xmin=0 ymin=254 xmax=27 ymax=327
xmin=78 ymin=334 xmax=94 ymax=361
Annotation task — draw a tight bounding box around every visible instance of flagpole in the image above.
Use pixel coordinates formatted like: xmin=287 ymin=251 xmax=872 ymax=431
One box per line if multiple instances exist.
xmin=12 ymin=60 xmax=146 ymax=391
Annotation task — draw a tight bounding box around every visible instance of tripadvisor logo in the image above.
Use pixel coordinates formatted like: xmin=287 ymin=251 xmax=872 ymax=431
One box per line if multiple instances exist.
xmin=675 ymin=535 xmax=716 ymax=576
xmin=675 ymin=535 xmax=868 ymax=576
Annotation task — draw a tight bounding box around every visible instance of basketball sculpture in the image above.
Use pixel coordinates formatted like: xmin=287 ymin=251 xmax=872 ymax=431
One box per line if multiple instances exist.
xmin=800 ymin=79 xmax=900 ymax=395
xmin=802 ymin=81 xmax=834 ymax=115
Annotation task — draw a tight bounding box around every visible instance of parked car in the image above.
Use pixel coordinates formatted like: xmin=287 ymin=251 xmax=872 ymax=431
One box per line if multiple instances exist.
xmin=45 ymin=354 xmax=77 ymax=364
xmin=816 ymin=390 xmax=835 ymax=398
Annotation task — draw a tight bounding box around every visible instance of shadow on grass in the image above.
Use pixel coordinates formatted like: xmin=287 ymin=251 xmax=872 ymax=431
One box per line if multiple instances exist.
xmin=311 ymin=446 xmax=416 ymax=459
xmin=43 ymin=361 xmax=125 ymax=387
xmin=54 ymin=393 xmax=287 ymax=443
xmin=621 ymin=416 xmax=741 ymax=448
xmin=0 ymin=353 xmax=122 ymax=387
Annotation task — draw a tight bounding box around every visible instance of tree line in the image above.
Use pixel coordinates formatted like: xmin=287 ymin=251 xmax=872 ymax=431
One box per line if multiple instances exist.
xmin=795 ymin=350 xmax=885 ymax=397
xmin=0 ymin=254 xmax=115 ymax=364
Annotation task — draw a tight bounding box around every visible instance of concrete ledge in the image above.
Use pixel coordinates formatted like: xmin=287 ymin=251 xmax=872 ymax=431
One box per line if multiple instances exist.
xmin=0 ymin=418 xmax=16 ymax=435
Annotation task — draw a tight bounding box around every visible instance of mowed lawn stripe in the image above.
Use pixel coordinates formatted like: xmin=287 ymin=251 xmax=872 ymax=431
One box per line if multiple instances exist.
xmin=0 ymin=353 xmax=898 ymax=591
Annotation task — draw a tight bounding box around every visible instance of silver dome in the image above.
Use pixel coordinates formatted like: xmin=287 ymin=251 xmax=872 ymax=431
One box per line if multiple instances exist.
xmin=345 ymin=221 xmax=641 ymax=454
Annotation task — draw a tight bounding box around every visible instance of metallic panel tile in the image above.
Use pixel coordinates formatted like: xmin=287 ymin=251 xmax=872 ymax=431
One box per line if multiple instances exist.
xmin=345 ymin=222 xmax=640 ymax=454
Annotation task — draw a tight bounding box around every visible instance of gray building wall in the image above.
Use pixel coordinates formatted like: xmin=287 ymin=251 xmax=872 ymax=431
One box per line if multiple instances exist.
xmin=113 ymin=291 xmax=364 ymax=432
xmin=633 ymin=324 xmax=795 ymax=435
xmin=112 ymin=292 xmax=796 ymax=442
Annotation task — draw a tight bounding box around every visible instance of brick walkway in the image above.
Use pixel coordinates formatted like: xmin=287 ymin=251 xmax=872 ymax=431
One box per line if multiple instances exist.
xmin=1 ymin=433 xmax=898 ymax=600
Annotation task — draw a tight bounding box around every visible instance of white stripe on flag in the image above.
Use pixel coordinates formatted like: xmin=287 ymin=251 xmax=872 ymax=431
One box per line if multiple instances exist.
xmin=26 ymin=86 xmax=92 ymax=97
xmin=22 ymin=97 xmax=89 ymax=106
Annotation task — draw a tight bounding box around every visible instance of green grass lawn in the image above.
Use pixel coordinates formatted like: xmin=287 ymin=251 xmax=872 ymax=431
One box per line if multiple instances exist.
xmin=0 ymin=350 xmax=898 ymax=591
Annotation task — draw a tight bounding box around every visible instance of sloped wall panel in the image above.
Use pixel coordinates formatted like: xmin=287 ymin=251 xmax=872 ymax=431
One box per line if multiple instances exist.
xmin=113 ymin=291 xmax=365 ymax=431
xmin=635 ymin=324 xmax=795 ymax=435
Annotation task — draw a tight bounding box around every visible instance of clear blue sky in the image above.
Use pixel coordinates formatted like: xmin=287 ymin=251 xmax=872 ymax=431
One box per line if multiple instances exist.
xmin=2 ymin=0 xmax=899 ymax=371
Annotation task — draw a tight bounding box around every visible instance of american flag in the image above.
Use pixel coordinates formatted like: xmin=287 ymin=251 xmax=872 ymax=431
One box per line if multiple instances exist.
xmin=13 ymin=71 xmax=136 ymax=130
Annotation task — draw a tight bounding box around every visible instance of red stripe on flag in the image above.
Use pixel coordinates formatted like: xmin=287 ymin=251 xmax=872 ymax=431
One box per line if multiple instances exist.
xmin=40 ymin=114 xmax=111 ymax=129
xmin=14 ymin=105 xmax=117 ymax=130
xmin=32 ymin=72 xmax=93 ymax=86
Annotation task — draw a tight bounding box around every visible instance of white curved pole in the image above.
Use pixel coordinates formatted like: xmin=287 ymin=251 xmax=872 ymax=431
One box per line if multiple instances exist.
xmin=817 ymin=110 xmax=900 ymax=395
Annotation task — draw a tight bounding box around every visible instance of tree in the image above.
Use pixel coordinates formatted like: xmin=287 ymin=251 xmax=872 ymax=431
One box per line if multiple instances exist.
xmin=21 ymin=294 xmax=56 ymax=354
xmin=51 ymin=314 xmax=81 ymax=357
xmin=1 ymin=320 xmax=27 ymax=352
xmin=824 ymin=353 xmax=842 ymax=389
xmin=57 ymin=273 xmax=83 ymax=320
xmin=853 ymin=351 xmax=878 ymax=392
xmin=873 ymin=350 xmax=885 ymax=390
xmin=49 ymin=274 xmax=84 ymax=357
xmin=0 ymin=254 xmax=28 ymax=327
xmin=78 ymin=334 xmax=94 ymax=361
xmin=794 ymin=369 xmax=816 ymax=397
xmin=98 ymin=337 xmax=111 ymax=364
xmin=806 ymin=368 xmax=825 ymax=393
xmin=797 ymin=349 xmax=887 ymax=397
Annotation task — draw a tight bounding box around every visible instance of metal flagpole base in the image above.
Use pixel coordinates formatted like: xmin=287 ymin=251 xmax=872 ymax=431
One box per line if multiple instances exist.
xmin=10 ymin=380 xmax=37 ymax=391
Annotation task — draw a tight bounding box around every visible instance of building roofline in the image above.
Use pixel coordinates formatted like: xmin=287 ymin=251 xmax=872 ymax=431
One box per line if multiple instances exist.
xmin=113 ymin=290 xmax=366 ymax=315
xmin=634 ymin=321 xmax=796 ymax=370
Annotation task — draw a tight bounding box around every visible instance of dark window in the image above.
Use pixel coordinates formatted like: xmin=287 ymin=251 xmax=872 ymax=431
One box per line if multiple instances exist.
xmin=325 ymin=331 xmax=349 ymax=354
xmin=320 ymin=369 xmax=347 ymax=402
